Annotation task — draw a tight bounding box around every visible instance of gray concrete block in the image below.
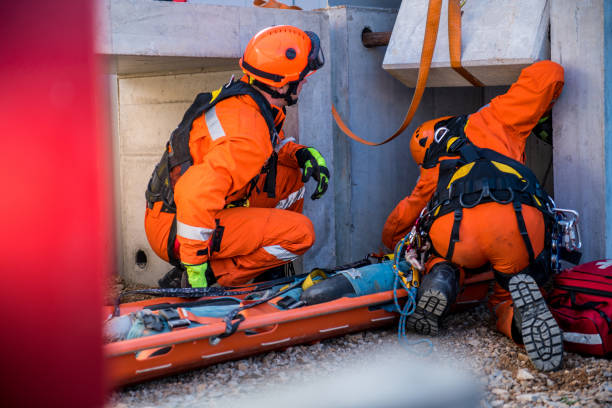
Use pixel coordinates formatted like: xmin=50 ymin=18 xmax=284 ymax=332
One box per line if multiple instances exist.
xmin=119 ymin=102 xmax=189 ymax=155
xmin=108 ymin=0 xmax=241 ymax=58
xmin=383 ymin=0 xmax=550 ymax=87
xmin=551 ymin=0 xmax=606 ymax=261
xmin=120 ymin=155 xmax=169 ymax=286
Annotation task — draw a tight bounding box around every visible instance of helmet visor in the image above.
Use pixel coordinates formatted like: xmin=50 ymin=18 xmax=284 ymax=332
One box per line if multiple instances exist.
xmin=304 ymin=31 xmax=325 ymax=73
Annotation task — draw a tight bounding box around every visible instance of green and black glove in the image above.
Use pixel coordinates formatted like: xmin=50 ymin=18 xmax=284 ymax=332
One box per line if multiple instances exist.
xmin=296 ymin=147 xmax=330 ymax=200
xmin=182 ymin=262 xmax=209 ymax=288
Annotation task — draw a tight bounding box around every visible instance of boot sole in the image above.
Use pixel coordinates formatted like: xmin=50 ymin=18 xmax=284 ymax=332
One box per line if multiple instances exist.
xmin=406 ymin=289 xmax=448 ymax=336
xmin=509 ymin=274 xmax=563 ymax=371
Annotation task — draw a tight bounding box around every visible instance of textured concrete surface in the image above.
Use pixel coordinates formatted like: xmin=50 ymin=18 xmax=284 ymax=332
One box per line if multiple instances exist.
xmin=551 ymin=0 xmax=606 ymax=262
xmin=383 ymin=0 xmax=550 ymax=87
xmin=329 ymin=6 xmax=488 ymax=263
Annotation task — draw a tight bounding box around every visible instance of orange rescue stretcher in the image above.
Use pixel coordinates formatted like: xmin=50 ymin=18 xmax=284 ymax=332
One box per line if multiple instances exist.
xmin=104 ymin=257 xmax=492 ymax=388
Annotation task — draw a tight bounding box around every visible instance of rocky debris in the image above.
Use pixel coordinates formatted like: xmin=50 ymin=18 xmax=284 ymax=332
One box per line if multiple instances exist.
xmin=106 ymin=303 xmax=611 ymax=408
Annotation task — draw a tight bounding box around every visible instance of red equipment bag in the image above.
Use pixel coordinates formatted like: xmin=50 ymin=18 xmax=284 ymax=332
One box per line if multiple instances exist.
xmin=547 ymin=260 xmax=612 ymax=356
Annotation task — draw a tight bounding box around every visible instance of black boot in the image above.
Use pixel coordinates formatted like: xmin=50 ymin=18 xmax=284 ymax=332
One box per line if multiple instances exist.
xmin=407 ymin=262 xmax=459 ymax=336
xmin=253 ymin=262 xmax=295 ymax=283
xmin=509 ymin=274 xmax=563 ymax=371
xmin=158 ymin=266 xmax=186 ymax=289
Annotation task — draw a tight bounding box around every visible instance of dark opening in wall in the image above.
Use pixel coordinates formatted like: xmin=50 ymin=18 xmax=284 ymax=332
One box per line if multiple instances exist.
xmin=136 ymin=249 xmax=147 ymax=269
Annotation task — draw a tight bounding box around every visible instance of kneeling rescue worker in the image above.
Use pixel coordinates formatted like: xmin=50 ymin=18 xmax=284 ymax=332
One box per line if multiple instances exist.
xmin=383 ymin=61 xmax=565 ymax=371
xmin=145 ymin=26 xmax=329 ymax=288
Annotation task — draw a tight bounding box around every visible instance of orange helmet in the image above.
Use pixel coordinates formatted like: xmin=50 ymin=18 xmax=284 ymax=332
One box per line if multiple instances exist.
xmin=239 ymin=26 xmax=324 ymax=105
xmin=410 ymin=116 xmax=453 ymax=165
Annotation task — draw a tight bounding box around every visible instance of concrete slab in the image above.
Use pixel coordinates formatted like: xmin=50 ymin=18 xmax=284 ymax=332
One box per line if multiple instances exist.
xmin=551 ymin=0 xmax=606 ymax=262
xmin=383 ymin=0 xmax=550 ymax=87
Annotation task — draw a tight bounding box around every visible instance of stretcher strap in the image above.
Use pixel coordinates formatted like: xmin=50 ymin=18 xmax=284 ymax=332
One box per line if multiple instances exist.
xmin=331 ymin=0 xmax=482 ymax=146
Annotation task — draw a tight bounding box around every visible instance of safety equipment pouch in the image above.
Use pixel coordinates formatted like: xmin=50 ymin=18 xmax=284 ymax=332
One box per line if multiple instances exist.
xmin=547 ymin=260 xmax=612 ymax=356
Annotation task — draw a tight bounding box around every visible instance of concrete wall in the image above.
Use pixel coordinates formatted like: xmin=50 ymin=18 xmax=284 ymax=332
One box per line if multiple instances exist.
xmin=551 ymin=0 xmax=606 ymax=262
xmin=329 ymin=6 xmax=489 ymax=262
xmin=186 ymin=0 xmax=400 ymax=9
xmin=102 ymin=0 xmax=333 ymax=285
xmin=606 ymin=0 xmax=612 ymax=258
xmin=118 ymin=70 xmax=242 ymax=284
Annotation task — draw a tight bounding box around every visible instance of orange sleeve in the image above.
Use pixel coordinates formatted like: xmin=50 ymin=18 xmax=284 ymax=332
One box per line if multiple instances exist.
xmin=276 ymin=131 xmax=305 ymax=168
xmin=382 ymin=165 xmax=439 ymax=250
xmin=466 ymin=60 xmax=564 ymax=161
xmin=174 ymin=101 xmax=272 ymax=265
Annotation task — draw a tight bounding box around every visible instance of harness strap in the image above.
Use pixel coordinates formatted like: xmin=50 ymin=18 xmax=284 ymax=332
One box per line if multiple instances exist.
xmin=167 ymin=216 xmax=180 ymax=267
xmin=512 ymin=200 xmax=535 ymax=262
xmin=446 ymin=208 xmax=463 ymax=260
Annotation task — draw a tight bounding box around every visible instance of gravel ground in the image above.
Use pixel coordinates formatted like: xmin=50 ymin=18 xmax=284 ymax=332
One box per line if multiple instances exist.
xmin=106 ymin=298 xmax=612 ymax=408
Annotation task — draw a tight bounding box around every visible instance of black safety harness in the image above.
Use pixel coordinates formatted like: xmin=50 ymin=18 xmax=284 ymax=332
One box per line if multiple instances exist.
xmin=420 ymin=116 xmax=556 ymax=289
xmin=145 ymin=78 xmax=281 ymax=267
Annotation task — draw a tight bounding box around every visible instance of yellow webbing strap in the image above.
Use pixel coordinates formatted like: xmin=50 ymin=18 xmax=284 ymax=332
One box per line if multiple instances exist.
xmin=301 ymin=269 xmax=328 ymax=291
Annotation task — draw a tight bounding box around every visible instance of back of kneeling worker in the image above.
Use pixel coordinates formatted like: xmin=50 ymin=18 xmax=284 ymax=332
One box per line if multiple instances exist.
xmin=144 ymin=25 xmax=329 ymax=288
xmin=383 ymin=61 xmax=565 ymax=371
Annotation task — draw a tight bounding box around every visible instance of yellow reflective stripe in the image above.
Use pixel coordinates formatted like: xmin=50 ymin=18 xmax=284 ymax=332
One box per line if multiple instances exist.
xmin=533 ymin=195 xmax=542 ymax=207
xmin=491 ymin=161 xmax=523 ymax=179
xmin=446 ymin=137 xmax=459 ymax=152
xmin=447 ymin=162 xmax=475 ymax=189
xmin=434 ymin=206 xmax=441 ymax=216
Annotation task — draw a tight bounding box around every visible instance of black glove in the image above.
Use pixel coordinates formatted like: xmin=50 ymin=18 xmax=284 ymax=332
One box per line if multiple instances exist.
xmin=295 ymin=147 xmax=330 ymax=200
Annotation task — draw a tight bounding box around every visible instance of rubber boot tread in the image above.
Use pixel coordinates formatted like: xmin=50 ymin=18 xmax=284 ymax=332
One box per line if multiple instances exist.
xmin=509 ymin=274 xmax=563 ymax=371
xmin=406 ymin=288 xmax=448 ymax=336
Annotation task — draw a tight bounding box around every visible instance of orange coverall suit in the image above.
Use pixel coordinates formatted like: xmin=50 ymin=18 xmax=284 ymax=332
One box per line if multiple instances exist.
xmin=145 ymin=82 xmax=314 ymax=286
xmin=382 ymin=61 xmax=564 ymax=340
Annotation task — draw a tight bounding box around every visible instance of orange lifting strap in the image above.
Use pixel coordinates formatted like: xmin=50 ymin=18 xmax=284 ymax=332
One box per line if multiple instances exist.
xmin=332 ymin=0 xmax=484 ymax=147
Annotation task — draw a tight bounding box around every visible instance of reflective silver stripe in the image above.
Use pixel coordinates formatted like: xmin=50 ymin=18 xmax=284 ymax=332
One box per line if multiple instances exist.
xmin=563 ymin=331 xmax=603 ymax=345
xmin=263 ymin=245 xmax=298 ymax=261
xmin=275 ymin=136 xmax=296 ymax=153
xmin=177 ymin=221 xmax=214 ymax=242
xmin=275 ymin=186 xmax=305 ymax=210
xmin=135 ymin=363 xmax=172 ymax=374
xmin=205 ymin=106 xmax=225 ymax=141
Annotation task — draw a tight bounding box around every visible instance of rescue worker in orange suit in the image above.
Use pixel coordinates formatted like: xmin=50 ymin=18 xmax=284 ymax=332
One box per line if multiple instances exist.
xmin=382 ymin=61 xmax=565 ymax=371
xmin=144 ymin=26 xmax=329 ymax=288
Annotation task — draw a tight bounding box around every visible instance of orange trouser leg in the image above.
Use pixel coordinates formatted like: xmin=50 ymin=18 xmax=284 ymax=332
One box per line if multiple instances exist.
xmin=213 ymin=165 xmax=311 ymax=285
xmin=249 ymin=163 xmax=305 ymax=213
xmin=488 ymin=284 xmax=515 ymax=340
xmin=210 ymin=207 xmax=314 ymax=285
xmin=144 ymin=164 xmax=309 ymax=278
xmin=144 ymin=201 xmax=174 ymax=263
xmin=428 ymin=202 xmax=545 ymax=341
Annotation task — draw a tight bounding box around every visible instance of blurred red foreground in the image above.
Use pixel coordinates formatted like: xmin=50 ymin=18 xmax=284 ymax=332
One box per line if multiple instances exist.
xmin=0 ymin=1 xmax=111 ymax=406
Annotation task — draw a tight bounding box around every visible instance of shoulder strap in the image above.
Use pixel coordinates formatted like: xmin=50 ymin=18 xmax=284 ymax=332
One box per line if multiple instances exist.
xmin=167 ymin=80 xmax=278 ymax=169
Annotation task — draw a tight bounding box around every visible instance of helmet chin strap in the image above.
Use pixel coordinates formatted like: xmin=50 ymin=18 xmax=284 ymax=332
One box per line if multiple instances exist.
xmin=253 ymin=79 xmax=300 ymax=106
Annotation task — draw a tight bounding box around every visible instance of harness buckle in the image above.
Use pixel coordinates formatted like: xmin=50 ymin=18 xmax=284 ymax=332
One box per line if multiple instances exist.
xmin=490 ymin=187 xmax=514 ymax=204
